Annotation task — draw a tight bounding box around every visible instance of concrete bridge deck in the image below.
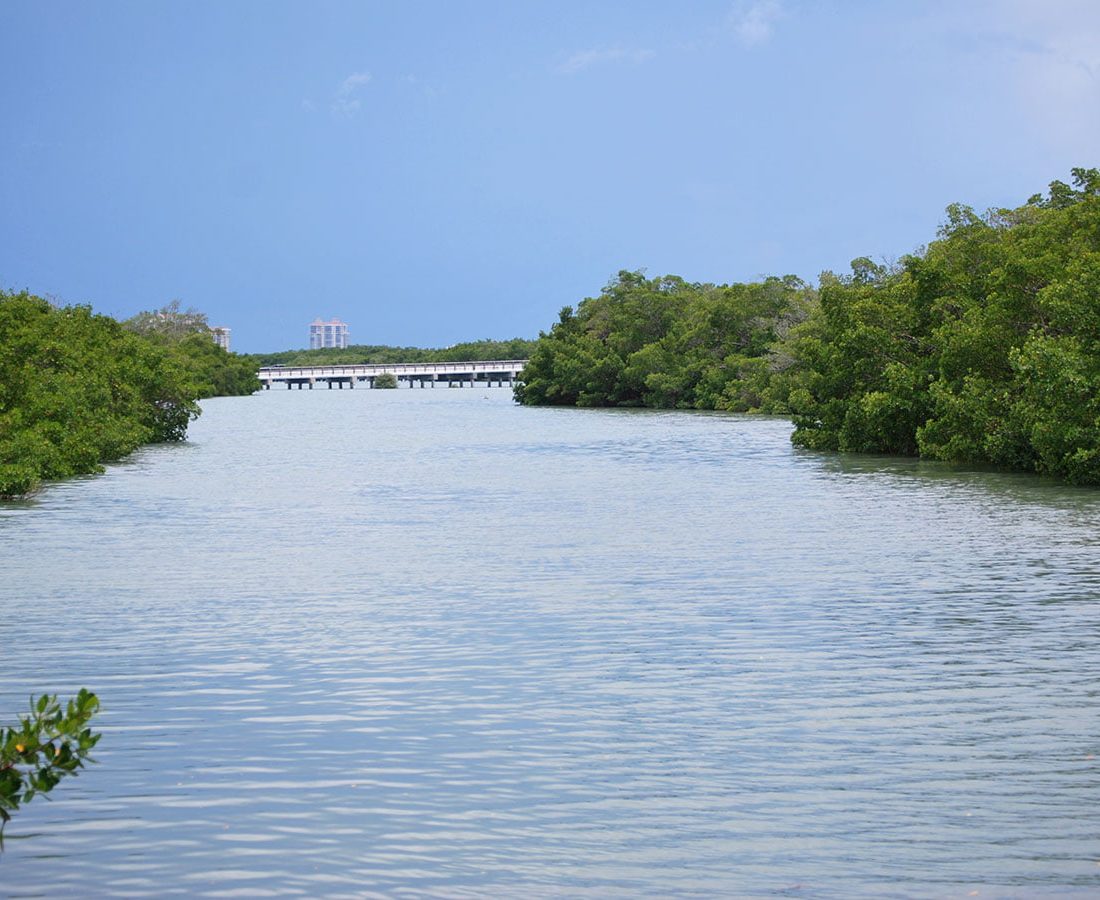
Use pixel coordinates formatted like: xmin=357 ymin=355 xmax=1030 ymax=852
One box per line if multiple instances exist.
xmin=258 ymin=360 xmax=528 ymax=390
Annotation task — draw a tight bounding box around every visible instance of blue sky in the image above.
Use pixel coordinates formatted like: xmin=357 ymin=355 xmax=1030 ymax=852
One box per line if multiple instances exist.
xmin=2 ymin=1 xmax=1098 ymax=353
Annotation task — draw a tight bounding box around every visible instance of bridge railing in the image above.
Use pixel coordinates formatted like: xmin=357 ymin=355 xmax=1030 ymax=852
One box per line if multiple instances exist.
xmin=257 ymin=360 xmax=529 ymax=379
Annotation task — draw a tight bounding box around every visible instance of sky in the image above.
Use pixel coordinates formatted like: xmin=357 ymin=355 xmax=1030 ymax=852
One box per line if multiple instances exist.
xmin=2 ymin=0 xmax=1099 ymax=353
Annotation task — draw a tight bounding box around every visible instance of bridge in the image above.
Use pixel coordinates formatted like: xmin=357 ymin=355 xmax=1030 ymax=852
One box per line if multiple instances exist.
xmin=258 ymin=360 xmax=528 ymax=390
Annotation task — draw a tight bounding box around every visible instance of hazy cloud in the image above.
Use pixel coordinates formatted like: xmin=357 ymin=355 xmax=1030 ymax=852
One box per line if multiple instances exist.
xmin=728 ymin=0 xmax=785 ymax=46
xmin=332 ymin=71 xmax=372 ymax=116
xmin=925 ymin=1 xmax=1100 ymax=152
xmin=402 ymin=74 xmax=440 ymax=99
xmin=999 ymin=2 xmax=1100 ymax=149
xmin=557 ymin=47 xmax=655 ymax=75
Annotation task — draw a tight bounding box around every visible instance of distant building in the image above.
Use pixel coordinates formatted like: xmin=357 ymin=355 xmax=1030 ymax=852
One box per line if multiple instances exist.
xmin=310 ymin=318 xmax=349 ymax=350
xmin=211 ymin=326 xmax=231 ymax=352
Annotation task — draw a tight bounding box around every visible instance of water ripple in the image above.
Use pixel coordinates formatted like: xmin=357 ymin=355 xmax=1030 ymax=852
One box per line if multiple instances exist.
xmin=1 ymin=390 xmax=1099 ymax=896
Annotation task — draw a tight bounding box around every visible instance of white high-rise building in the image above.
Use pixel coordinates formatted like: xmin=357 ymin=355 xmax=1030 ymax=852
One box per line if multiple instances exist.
xmin=211 ymin=326 xmax=231 ymax=352
xmin=310 ymin=318 xmax=349 ymax=350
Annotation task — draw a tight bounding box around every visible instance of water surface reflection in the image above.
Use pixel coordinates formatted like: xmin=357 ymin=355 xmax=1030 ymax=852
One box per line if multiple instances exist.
xmin=1 ymin=390 xmax=1098 ymax=897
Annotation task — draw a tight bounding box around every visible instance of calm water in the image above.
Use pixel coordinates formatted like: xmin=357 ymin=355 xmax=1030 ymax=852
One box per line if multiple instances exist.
xmin=2 ymin=388 xmax=1100 ymax=898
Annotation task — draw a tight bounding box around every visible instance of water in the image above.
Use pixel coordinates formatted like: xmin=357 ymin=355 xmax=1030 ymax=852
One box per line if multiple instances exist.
xmin=2 ymin=388 xmax=1099 ymax=897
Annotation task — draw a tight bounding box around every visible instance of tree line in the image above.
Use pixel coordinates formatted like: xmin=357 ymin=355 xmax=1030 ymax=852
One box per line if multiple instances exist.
xmin=254 ymin=337 xmax=536 ymax=368
xmin=516 ymin=168 xmax=1100 ymax=485
xmin=0 ymin=293 xmax=258 ymax=497
xmin=6 ymin=168 xmax=1096 ymax=493
xmin=515 ymin=272 xmax=814 ymax=411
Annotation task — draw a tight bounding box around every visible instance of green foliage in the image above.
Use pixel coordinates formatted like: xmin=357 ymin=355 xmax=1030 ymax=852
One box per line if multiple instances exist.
xmin=0 ymin=291 xmax=204 ymax=496
xmin=514 ymin=270 xmax=816 ymax=411
xmin=519 ymin=169 xmax=1100 ymax=484
xmin=791 ymin=167 xmax=1100 ymax=483
xmin=123 ymin=299 xmax=210 ymax=340
xmin=124 ymin=303 xmax=260 ymax=399
xmin=373 ymin=372 xmax=398 ymax=388
xmin=0 ymin=690 xmax=101 ymax=836
xmin=254 ymin=337 xmax=535 ymax=368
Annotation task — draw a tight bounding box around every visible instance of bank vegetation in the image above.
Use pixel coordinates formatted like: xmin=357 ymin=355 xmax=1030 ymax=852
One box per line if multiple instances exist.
xmin=516 ymin=168 xmax=1100 ymax=485
xmin=0 ymin=293 xmax=258 ymax=497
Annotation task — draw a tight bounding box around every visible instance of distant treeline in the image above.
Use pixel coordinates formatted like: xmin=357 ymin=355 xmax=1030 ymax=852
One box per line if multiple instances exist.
xmin=254 ymin=337 xmax=536 ymax=368
xmin=515 ymin=272 xmax=814 ymax=411
xmin=0 ymin=294 xmax=258 ymax=497
xmin=517 ymin=168 xmax=1100 ymax=485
